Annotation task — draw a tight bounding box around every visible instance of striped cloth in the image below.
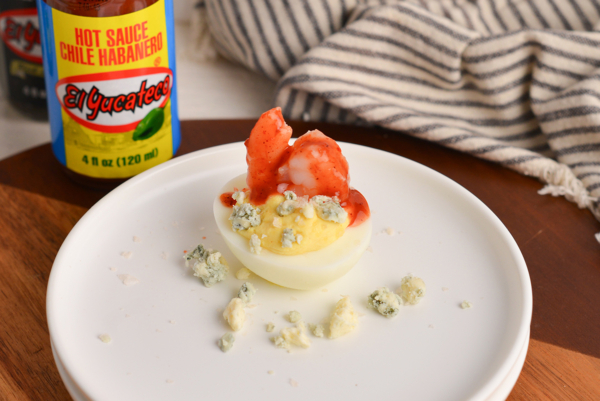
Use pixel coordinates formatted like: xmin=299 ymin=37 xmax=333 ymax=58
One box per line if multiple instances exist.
xmin=201 ymin=0 xmax=600 ymax=233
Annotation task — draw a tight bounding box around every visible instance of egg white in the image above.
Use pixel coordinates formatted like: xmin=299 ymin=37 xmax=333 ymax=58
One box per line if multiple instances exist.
xmin=214 ymin=174 xmax=372 ymax=290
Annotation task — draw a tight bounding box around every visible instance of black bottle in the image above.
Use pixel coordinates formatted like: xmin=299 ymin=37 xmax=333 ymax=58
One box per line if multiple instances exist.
xmin=0 ymin=0 xmax=47 ymax=120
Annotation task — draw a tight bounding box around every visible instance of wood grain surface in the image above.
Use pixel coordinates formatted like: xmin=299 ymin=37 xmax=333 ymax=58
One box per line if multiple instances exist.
xmin=0 ymin=119 xmax=598 ymax=400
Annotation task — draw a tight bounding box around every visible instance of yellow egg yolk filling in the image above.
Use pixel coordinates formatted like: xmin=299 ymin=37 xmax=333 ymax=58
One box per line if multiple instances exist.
xmin=232 ymin=194 xmax=349 ymax=256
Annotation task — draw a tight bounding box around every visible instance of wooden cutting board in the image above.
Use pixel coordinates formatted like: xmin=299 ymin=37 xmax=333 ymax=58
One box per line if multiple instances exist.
xmin=0 ymin=119 xmax=598 ymax=400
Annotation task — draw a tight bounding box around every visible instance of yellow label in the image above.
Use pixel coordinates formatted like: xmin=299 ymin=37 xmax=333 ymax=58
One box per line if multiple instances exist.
xmin=52 ymin=0 xmax=175 ymax=178
xmin=10 ymin=60 xmax=44 ymax=78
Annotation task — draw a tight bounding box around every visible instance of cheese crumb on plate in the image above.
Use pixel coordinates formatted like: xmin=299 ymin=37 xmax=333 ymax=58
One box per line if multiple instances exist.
xmin=329 ymin=296 xmax=358 ymax=339
xmin=238 ymin=282 xmax=256 ymax=303
xmin=117 ymin=274 xmax=140 ymax=287
xmin=398 ymin=274 xmax=426 ymax=305
xmin=461 ymin=300 xmax=473 ymax=309
xmin=184 ymin=244 xmax=228 ymax=287
xmin=218 ymin=332 xmax=235 ymax=352
xmin=223 ymin=298 xmax=246 ymax=331
xmin=98 ymin=334 xmax=111 ymax=343
xmin=287 ymin=310 xmax=302 ymax=323
xmin=368 ymin=287 xmax=402 ymax=318
xmin=235 ymin=267 xmax=252 ymax=280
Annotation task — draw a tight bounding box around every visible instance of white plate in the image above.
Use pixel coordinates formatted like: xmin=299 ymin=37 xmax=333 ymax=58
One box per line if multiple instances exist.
xmin=50 ymin=332 xmax=530 ymax=401
xmin=48 ymin=142 xmax=532 ymax=401
xmin=486 ymin=331 xmax=529 ymax=401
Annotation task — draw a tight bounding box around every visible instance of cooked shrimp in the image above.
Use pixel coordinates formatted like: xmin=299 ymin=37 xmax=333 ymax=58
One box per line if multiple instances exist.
xmin=245 ymin=108 xmax=350 ymax=204
xmin=277 ymin=130 xmax=349 ymax=200
xmin=245 ymin=107 xmax=292 ymax=203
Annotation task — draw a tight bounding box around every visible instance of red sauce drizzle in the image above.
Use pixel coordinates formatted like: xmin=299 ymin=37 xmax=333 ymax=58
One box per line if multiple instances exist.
xmin=343 ymin=189 xmax=370 ymax=227
xmin=246 ymin=144 xmax=292 ymax=206
xmin=220 ymin=192 xmax=236 ymax=208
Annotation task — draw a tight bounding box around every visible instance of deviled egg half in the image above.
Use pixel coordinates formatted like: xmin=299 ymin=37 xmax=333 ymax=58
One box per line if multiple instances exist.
xmin=213 ymin=108 xmax=371 ymax=290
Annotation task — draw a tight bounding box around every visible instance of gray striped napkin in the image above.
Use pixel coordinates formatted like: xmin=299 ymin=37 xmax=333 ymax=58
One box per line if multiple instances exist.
xmin=201 ymin=0 xmax=600 ymax=238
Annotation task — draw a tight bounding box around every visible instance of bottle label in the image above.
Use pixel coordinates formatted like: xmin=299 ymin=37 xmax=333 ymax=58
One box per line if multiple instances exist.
xmin=37 ymin=0 xmax=180 ymax=178
xmin=0 ymin=7 xmax=46 ymax=106
xmin=0 ymin=8 xmax=42 ymax=63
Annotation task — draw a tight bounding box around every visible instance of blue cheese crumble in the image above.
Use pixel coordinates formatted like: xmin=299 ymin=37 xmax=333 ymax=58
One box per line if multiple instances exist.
xmin=368 ymin=287 xmax=402 ymax=318
xmin=218 ymin=332 xmax=235 ymax=352
xmin=184 ymin=244 xmax=228 ymax=287
xmin=276 ymin=191 xmax=298 ymax=216
xmin=230 ymin=203 xmax=261 ymax=231
xmin=311 ymin=195 xmax=348 ymax=223
xmin=238 ymin=282 xmax=256 ymax=303
xmin=284 ymin=191 xmax=297 ymax=200
xmin=281 ymin=228 xmax=296 ymax=248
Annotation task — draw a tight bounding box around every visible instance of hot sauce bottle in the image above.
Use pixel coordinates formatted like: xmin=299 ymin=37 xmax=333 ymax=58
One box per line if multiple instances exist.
xmin=36 ymin=0 xmax=180 ymax=188
xmin=0 ymin=0 xmax=47 ymax=119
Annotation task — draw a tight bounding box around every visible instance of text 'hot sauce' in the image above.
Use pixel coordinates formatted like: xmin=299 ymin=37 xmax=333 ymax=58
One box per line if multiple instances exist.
xmin=37 ymin=0 xmax=180 ymax=185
